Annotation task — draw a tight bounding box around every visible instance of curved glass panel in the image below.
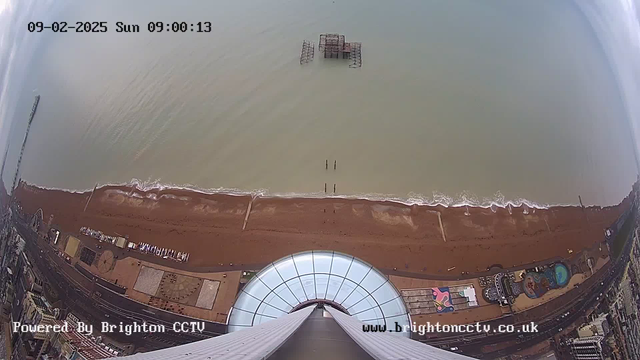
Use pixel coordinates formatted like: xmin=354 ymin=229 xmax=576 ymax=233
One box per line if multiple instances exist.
xmin=228 ymin=250 xmax=411 ymax=336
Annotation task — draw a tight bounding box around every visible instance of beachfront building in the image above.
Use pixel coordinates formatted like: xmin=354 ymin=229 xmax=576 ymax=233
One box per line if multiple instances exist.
xmin=607 ymin=247 xmax=640 ymax=360
xmin=577 ymin=313 xmax=610 ymax=338
xmin=121 ymin=251 xmax=472 ymax=359
xmin=13 ymin=291 xmax=56 ymax=358
xmin=48 ymin=318 xmax=116 ymax=359
xmin=567 ymin=336 xmax=606 ymax=360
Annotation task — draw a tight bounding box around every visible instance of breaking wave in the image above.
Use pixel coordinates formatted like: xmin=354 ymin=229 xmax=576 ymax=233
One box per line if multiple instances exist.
xmin=24 ymin=178 xmax=578 ymax=209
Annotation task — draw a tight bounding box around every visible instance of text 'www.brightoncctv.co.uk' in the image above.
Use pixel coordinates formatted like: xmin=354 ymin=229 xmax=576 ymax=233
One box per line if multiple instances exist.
xmin=363 ymin=322 xmax=539 ymax=336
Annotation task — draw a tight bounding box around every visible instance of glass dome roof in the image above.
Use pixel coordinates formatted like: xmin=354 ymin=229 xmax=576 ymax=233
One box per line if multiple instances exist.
xmin=227 ymin=250 xmax=411 ymax=336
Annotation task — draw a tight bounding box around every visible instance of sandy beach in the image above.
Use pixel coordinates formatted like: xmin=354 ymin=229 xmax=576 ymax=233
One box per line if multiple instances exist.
xmin=13 ymin=182 xmax=633 ymax=276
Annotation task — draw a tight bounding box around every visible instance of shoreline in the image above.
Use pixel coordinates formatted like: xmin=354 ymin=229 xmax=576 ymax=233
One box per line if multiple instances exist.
xmin=13 ymin=181 xmax=634 ymax=276
xmin=25 ymin=179 xmax=584 ymax=210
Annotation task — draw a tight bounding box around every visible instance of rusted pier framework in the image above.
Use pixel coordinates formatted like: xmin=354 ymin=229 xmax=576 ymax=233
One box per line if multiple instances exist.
xmin=349 ymin=42 xmax=362 ymax=68
xmin=300 ymin=40 xmax=315 ymax=64
xmin=319 ymin=34 xmax=347 ymax=59
xmin=317 ymin=33 xmax=362 ymax=68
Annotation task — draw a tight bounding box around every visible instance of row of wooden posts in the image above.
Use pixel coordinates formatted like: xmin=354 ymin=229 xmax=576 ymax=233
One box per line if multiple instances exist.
xmin=325 ymin=183 xmax=336 ymax=194
xmin=326 ymin=159 xmax=336 ymax=170
xmin=326 ymin=160 xmax=336 ymax=193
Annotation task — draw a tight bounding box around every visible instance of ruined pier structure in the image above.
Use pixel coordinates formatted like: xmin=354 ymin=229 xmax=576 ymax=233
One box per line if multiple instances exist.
xmin=319 ymin=34 xmax=362 ymax=68
xmin=300 ymin=33 xmax=362 ymax=68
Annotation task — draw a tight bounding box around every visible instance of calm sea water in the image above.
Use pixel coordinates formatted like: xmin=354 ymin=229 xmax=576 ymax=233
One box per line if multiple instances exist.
xmin=0 ymin=0 xmax=639 ymax=207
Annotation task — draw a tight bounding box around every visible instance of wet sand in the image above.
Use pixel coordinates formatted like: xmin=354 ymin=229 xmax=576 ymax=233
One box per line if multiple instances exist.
xmin=13 ymin=182 xmax=633 ymax=275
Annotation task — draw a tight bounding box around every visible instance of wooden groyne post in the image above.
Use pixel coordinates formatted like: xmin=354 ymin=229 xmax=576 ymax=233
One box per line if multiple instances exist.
xmin=437 ymin=212 xmax=447 ymax=242
xmin=84 ymin=183 xmax=98 ymax=212
xmin=579 ymin=195 xmax=590 ymax=223
xmin=242 ymin=195 xmax=258 ymax=230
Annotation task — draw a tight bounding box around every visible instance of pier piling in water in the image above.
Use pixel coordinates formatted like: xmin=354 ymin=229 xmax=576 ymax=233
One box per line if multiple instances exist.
xmin=318 ymin=34 xmax=362 ymax=68
xmin=324 ymin=183 xmax=327 ymax=193
xmin=334 ymin=160 xmax=336 ymax=170
xmin=333 ymin=184 xmax=336 ymax=193
xmin=349 ymin=42 xmax=362 ymax=68
xmin=300 ymin=40 xmax=315 ymax=64
xmin=326 ymin=160 xmax=328 ymax=170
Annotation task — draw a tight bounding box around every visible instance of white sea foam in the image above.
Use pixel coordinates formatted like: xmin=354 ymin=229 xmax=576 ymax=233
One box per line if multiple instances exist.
xmin=21 ymin=178 xmax=579 ymax=210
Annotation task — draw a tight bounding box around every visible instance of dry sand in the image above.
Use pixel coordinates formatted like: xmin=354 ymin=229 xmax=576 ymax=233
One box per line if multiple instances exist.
xmin=13 ymin=182 xmax=633 ymax=276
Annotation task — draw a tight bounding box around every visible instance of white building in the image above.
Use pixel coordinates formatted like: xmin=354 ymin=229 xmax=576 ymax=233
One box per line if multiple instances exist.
xmin=568 ymin=336 xmax=605 ymax=360
xmin=577 ymin=313 xmax=609 ymax=338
